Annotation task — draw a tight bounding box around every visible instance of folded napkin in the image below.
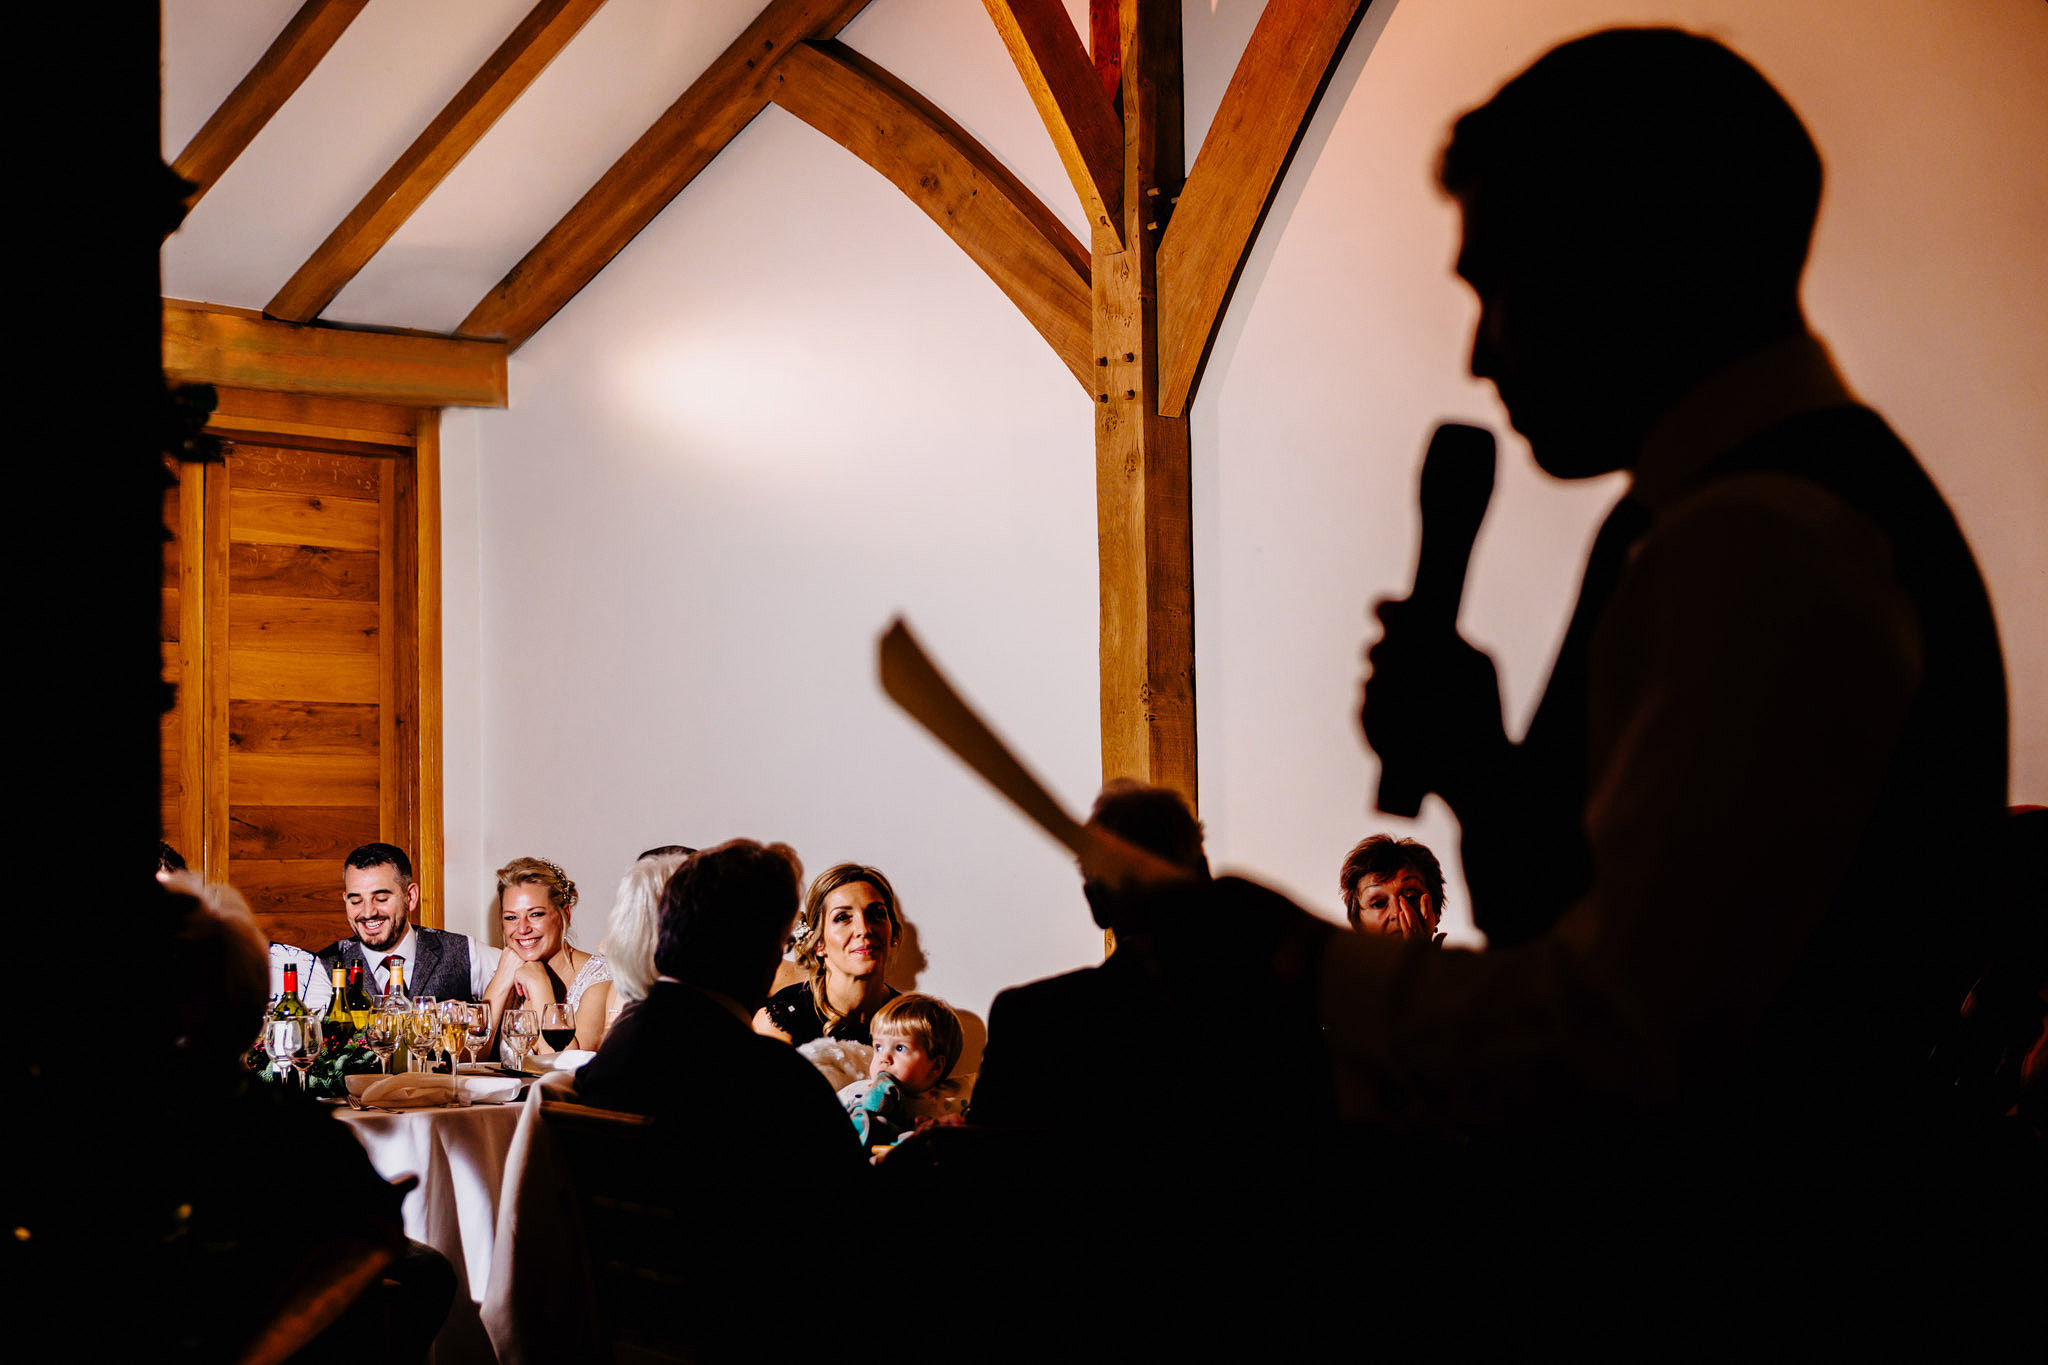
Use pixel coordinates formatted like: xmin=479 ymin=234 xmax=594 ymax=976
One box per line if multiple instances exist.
xmin=519 ymin=1049 xmax=596 ymax=1075
xmin=347 ymin=1074 xmax=525 ymax=1107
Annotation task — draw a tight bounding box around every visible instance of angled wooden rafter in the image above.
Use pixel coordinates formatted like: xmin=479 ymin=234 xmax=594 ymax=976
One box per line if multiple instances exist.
xmin=983 ymin=0 xmax=1124 ymax=244
xmin=1156 ymin=0 xmax=1370 ymax=418
xmin=772 ymin=40 xmax=1093 ymax=390
xmin=163 ymin=301 xmax=508 ymax=409
xmin=171 ymin=0 xmax=370 ymax=214
xmin=267 ymin=0 xmax=608 ymax=323
xmin=459 ymin=0 xmax=872 ymax=348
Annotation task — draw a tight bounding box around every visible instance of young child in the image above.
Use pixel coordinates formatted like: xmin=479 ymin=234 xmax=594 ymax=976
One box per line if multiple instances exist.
xmin=838 ymin=992 xmax=970 ymax=1150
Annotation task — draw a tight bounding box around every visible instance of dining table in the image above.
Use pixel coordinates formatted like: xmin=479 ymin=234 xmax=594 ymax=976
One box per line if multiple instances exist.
xmin=333 ymin=1070 xmax=576 ymax=1364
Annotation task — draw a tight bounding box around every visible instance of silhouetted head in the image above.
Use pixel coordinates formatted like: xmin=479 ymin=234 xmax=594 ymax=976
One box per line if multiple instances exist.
xmin=1440 ymin=28 xmax=1822 ymax=477
xmin=654 ymin=839 xmax=803 ymax=1009
xmin=1083 ymin=779 xmax=1209 ymax=929
xmin=1340 ymin=835 xmax=1447 ymax=945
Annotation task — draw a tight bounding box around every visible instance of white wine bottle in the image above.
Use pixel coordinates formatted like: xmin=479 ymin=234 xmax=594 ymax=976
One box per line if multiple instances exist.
xmin=344 ymin=962 xmax=373 ymax=1031
xmin=384 ymin=959 xmax=412 ymax=1070
xmin=322 ymin=963 xmax=355 ymax=1047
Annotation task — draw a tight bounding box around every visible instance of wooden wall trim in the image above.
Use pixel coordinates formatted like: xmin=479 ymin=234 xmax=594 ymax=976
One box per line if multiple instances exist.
xmin=266 ymin=0 xmax=609 ymax=323
xmin=202 ymin=458 xmax=232 ymax=881
xmin=1155 ymin=0 xmax=1369 ymax=419
xmin=983 ymin=0 xmax=1125 ymax=244
xmin=164 ymin=301 xmax=509 ymax=409
xmin=171 ymin=0 xmax=370 ymax=214
xmin=413 ymin=413 xmax=446 ymax=931
xmin=459 ymin=0 xmax=873 ymax=348
xmin=773 ymin=40 xmax=1094 ymax=390
xmin=175 ymin=460 xmax=210 ymax=869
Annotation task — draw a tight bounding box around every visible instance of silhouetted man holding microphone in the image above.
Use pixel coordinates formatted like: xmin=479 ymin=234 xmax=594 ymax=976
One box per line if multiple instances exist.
xmin=1156 ymin=31 xmax=2013 ymax=1250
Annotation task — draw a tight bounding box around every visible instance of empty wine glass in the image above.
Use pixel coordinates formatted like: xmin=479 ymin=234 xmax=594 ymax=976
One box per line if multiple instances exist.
xmin=463 ymin=1002 xmax=493 ymax=1067
xmin=363 ymin=1009 xmax=400 ymax=1075
xmin=267 ymin=1016 xmax=306 ymax=1089
xmin=272 ymin=1014 xmax=322 ymax=1093
xmin=502 ymin=1007 xmax=538 ymax=1071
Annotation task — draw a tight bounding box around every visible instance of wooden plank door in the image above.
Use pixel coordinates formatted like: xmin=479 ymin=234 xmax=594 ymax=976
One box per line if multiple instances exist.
xmin=162 ymin=389 xmax=440 ymax=951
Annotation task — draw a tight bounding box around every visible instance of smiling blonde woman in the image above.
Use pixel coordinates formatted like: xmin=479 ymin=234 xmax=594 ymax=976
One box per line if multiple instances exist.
xmin=481 ymin=856 xmax=611 ymax=1055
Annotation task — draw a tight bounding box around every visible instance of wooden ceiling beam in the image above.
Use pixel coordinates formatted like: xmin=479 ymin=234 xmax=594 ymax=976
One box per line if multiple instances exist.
xmin=163 ymin=300 xmax=508 ymax=409
xmin=772 ymin=41 xmax=1094 ymax=391
xmin=459 ymin=0 xmax=872 ymax=349
xmin=1155 ymin=0 xmax=1369 ymax=418
xmin=266 ymin=0 xmax=608 ymax=324
xmin=171 ymin=0 xmax=370 ymax=215
xmin=983 ymin=0 xmax=1124 ymax=245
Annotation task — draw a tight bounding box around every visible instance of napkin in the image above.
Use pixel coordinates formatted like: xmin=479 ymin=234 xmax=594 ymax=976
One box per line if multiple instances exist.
xmin=519 ymin=1049 xmax=596 ymax=1075
xmin=347 ymin=1074 xmax=525 ymax=1107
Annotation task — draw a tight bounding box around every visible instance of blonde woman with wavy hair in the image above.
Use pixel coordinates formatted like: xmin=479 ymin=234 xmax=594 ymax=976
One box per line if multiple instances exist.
xmin=482 ymin=855 xmax=611 ymax=1053
xmin=752 ymin=862 xmax=903 ymax=1046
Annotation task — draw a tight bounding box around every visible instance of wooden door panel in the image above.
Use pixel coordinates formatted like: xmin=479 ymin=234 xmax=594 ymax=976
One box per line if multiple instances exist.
xmin=229 ymin=444 xmax=383 ymax=499
xmin=226 ymin=596 xmax=379 ymax=653
xmin=230 ymin=752 xmax=380 ymax=807
xmin=228 ymin=700 xmax=378 ymax=754
xmin=227 ymin=648 xmax=379 ymax=702
xmin=230 ymin=804 xmax=380 ymax=861
xmin=228 ymin=543 xmax=379 ymax=600
xmin=229 ymin=486 xmax=382 ymax=551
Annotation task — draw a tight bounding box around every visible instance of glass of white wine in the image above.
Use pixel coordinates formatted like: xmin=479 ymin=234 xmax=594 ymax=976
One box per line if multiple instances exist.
xmin=502 ymin=1007 xmax=539 ymax=1072
xmin=404 ymin=1003 xmax=439 ymax=1074
xmin=363 ymin=1010 xmax=400 ymax=1074
xmin=437 ymin=1000 xmax=470 ymax=1076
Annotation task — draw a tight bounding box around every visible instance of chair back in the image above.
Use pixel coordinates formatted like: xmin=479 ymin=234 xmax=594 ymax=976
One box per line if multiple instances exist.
xmin=539 ymin=1099 xmax=696 ymax=1363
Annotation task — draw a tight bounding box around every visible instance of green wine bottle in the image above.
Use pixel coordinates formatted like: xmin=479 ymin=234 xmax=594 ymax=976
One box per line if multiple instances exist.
xmin=270 ymin=962 xmax=308 ymax=1019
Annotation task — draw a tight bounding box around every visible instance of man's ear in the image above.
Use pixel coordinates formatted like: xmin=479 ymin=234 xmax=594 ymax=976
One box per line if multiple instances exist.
xmin=406 ymin=881 xmax=422 ymax=917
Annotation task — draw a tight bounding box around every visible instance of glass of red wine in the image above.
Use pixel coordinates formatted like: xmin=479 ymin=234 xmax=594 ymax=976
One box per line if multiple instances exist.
xmin=538 ymin=1001 xmax=577 ymax=1055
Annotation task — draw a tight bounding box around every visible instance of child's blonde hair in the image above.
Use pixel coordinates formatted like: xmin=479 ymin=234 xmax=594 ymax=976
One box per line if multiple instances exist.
xmin=871 ymin=992 xmax=963 ymax=1080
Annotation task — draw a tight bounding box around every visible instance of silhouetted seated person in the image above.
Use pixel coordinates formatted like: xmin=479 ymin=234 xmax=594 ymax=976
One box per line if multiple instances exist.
xmin=575 ymin=837 xmax=868 ymax=1165
xmin=969 ymin=780 xmax=1212 ymax=1136
xmin=1339 ymin=835 xmax=1448 ymax=946
xmin=145 ymin=875 xmax=453 ymax=1363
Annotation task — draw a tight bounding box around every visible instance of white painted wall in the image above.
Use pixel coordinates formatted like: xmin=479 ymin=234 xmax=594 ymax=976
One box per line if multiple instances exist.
xmin=420 ymin=0 xmax=2047 ymax=1038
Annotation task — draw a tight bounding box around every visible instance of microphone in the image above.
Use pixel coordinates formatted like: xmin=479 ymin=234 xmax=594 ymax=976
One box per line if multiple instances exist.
xmin=1375 ymin=422 xmax=1497 ymax=818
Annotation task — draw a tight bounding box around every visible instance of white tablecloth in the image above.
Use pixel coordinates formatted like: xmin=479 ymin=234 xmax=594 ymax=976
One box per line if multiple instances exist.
xmin=336 ymin=1098 xmax=525 ymax=1362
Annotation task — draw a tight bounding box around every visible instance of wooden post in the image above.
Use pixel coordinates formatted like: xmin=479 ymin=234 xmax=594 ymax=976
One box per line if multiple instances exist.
xmin=1091 ymin=0 xmax=1194 ymax=807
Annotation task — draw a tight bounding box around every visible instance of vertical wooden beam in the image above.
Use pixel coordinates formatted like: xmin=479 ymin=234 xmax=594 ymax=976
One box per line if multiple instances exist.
xmin=203 ymin=454 xmax=234 ymax=882
xmin=176 ymin=459 xmax=211 ymax=868
xmin=412 ymin=413 xmax=446 ymax=930
xmin=1092 ymin=0 xmax=1194 ymax=806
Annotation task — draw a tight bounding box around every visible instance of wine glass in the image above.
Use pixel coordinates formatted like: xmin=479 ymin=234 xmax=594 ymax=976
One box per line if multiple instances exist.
xmin=437 ymin=1000 xmax=469 ymax=1076
xmin=273 ymin=1014 xmax=322 ymax=1092
xmin=538 ymin=1001 xmax=576 ymax=1057
xmin=267 ymin=1016 xmax=307 ymax=1089
xmin=404 ymin=1003 xmax=439 ymax=1074
xmin=463 ymin=1002 xmax=494 ymax=1068
xmin=502 ymin=1007 xmax=539 ymax=1072
xmin=363 ymin=1009 xmax=400 ymax=1075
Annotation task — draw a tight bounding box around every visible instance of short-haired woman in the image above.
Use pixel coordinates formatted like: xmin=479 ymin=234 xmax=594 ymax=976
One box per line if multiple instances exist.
xmin=752 ymin=863 xmax=903 ymax=1046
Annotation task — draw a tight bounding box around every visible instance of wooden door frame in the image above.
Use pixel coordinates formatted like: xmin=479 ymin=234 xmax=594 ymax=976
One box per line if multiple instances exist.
xmin=169 ymin=388 xmax=447 ymax=929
